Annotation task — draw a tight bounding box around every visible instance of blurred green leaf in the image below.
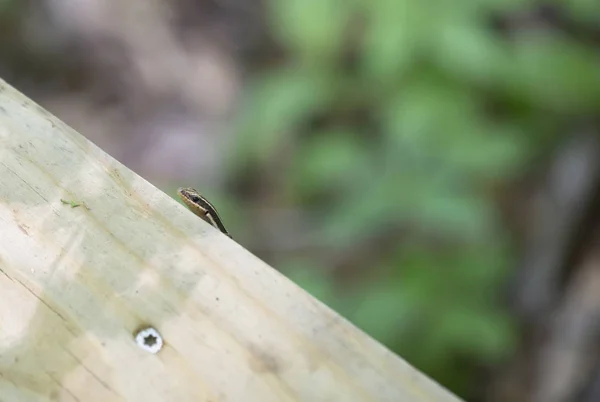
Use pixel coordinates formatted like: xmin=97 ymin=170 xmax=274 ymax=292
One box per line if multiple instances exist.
xmin=504 ymin=34 xmax=600 ymax=112
xmin=350 ymin=279 xmax=420 ymax=343
xmin=233 ymin=67 xmax=337 ymax=164
xmin=415 ymin=191 xmax=497 ymax=239
xmin=382 ymin=79 xmax=479 ymax=154
xmin=435 ymin=307 xmax=516 ymax=362
xmin=382 ymin=79 xmax=530 ymax=180
xmin=468 ymin=0 xmax=530 ymax=12
xmin=318 ymin=171 xmax=414 ymax=245
xmin=359 ymin=0 xmax=426 ymax=81
xmin=563 ymin=0 xmax=600 ymax=23
xmin=450 ymin=245 xmax=515 ymax=296
xmin=318 ymin=165 xmax=499 ymax=246
xmin=396 ymin=247 xmax=517 ymax=361
xmin=290 ymin=129 xmax=371 ymax=196
xmin=267 ymin=0 xmax=353 ymax=61
xmin=281 ymin=259 xmax=337 ymax=304
xmin=442 ymin=124 xmax=530 ymax=179
xmin=432 ymin=19 xmax=510 ymax=86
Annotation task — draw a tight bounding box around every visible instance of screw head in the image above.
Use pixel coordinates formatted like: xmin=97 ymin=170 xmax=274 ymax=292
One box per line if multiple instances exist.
xmin=135 ymin=327 xmax=163 ymax=354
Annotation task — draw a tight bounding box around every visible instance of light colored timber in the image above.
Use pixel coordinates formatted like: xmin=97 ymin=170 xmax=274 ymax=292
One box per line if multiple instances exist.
xmin=0 ymin=78 xmax=463 ymax=402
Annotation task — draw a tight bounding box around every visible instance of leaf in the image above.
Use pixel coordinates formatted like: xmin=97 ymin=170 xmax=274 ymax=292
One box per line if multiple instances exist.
xmin=290 ymin=129 xmax=371 ymax=196
xmin=503 ymin=34 xmax=600 ymax=112
xmin=442 ymin=124 xmax=530 ymax=179
xmin=432 ymin=19 xmax=509 ymax=86
xmin=233 ymin=67 xmax=336 ymax=164
xmin=382 ymin=80 xmax=479 ymax=154
xmin=281 ymin=259 xmax=337 ymax=304
xmin=318 ymin=172 xmax=415 ymax=245
xmin=382 ymin=80 xmax=530 ymax=180
xmin=267 ymin=0 xmax=353 ymax=61
xmin=359 ymin=0 xmax=426 ymax=81
xmin=435 ymin=307 xmax=517 ymax=362
xmin=414 ymin=187 xmax=498 ymax=240
xmin=349 ymin=279 xmax=419 ymax=344
xmin=564 ymin=0 xmax=600 ymax=24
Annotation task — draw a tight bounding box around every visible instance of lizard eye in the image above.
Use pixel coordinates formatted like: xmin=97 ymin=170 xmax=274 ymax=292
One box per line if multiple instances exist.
xmin=191 ymin=196 xmax=201 ymax=203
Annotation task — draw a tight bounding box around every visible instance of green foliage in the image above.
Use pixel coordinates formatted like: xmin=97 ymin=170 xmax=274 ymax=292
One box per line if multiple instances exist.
xmin=281 ymin=259 xmax=339 ymax=305
xmin=269 ymin=0 xmax=354 ymax=62
xmin=231 ymin=0 xmax=600 ymax=397
xmin=563 ymin=0 xmax=600 ymax=24
xmin=503 ymin=35 xmax=600 ymax=112
xmin=291 ymin=128 xmax=370 ymax=196
xmin=233 ymin=67 xmax=338 ymax=164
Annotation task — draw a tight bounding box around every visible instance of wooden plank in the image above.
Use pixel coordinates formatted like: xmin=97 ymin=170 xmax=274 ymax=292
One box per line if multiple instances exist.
xmin=0 ymin=78 xmax=463 ymax=402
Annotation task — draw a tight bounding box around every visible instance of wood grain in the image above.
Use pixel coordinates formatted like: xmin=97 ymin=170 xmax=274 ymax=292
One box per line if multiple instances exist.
xmin=0 ymin=79 xmax=463 ymax=402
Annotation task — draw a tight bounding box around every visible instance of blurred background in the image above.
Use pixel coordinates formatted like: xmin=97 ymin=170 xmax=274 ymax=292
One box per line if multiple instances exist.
xmin=1 ymin=0 xmax=600 ymax=400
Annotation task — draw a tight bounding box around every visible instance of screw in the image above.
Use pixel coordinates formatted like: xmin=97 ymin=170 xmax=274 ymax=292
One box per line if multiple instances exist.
xmin=134 ymin=327 xmax=163 ymax=354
